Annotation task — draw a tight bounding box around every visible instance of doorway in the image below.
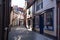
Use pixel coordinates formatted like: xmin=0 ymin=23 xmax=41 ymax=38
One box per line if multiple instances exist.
xmin=39 ymin=14 xmax=44 ymax=34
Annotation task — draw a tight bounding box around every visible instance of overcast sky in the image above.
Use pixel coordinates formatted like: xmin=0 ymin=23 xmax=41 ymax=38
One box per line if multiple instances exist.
xmin=11 ymin=0 xmax=25 ymax=8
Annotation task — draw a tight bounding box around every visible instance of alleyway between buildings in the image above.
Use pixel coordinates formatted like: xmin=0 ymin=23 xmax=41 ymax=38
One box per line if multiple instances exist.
xmin=8 ymin=26 xmax=53 ymax=40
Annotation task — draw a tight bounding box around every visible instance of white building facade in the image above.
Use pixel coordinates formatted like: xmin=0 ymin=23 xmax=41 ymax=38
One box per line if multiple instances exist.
xmin=26 ymin=6 xmax=33 ymax=30
xmin=32 ymin=0 xmax=57 ymax=37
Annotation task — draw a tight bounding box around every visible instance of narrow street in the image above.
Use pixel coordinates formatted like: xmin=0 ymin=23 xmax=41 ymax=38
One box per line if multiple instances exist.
xmin=0 ymin=0 xmax=60 ymax=40
xmin=8 ymin=26 xmax=53 ymax=40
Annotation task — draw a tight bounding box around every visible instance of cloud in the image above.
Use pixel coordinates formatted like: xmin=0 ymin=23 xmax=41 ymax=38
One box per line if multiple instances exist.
xmin=11 ymin=0 xmax=25 ymax=8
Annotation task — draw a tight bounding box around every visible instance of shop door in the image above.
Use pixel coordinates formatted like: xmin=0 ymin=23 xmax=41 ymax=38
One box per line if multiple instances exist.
xmin=39 ymin=14 xmax=44 ymax=34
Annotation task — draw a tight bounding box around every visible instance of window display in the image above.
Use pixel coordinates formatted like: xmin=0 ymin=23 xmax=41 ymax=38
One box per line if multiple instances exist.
xmin=45 ymin=9 xmax=54 ymax=31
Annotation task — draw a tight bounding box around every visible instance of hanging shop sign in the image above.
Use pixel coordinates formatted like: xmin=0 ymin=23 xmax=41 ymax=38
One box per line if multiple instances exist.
xmin=25 ymin=0 xmax=36 ymax=9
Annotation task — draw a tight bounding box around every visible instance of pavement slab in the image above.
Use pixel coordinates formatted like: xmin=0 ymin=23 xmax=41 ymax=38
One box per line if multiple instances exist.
xmin=8 ymin=27 xmax=53 ymax=40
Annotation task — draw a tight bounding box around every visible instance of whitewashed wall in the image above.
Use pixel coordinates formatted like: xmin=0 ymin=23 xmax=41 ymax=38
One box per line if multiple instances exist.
xmin=35 ymin=0 xmax=56 ymax=14
xmin=43 ymin=0 xmax=55 ymax=10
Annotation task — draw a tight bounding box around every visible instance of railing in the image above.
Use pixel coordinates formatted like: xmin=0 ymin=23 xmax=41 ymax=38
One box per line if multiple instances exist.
xmin=36 ymin=2 xmax=43 ymax=11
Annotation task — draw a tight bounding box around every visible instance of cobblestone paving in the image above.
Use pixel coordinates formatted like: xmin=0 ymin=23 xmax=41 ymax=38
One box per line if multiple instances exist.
xmin=8 ymin=27 xmax=53 ymax=40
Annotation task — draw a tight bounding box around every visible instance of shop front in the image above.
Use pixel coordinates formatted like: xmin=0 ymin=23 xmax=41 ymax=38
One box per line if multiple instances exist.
xmin=34 ymin=8 xmax=54 ymax=35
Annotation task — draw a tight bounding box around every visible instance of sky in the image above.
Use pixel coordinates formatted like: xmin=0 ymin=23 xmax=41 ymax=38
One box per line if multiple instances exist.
xmin=11 ymin=0 xmax=25 ymax=8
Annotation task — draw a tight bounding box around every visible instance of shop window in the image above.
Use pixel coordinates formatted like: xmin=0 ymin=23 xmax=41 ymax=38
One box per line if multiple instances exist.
xmin=45 ymin=9 xmax=54 ymax=31
xmin=46 ymin=12 xmax=53 ymax=26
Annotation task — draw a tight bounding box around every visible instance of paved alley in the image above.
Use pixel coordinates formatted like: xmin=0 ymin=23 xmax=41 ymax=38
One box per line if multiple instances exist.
xmin=8 ymin=26 xmax=53 ymax=40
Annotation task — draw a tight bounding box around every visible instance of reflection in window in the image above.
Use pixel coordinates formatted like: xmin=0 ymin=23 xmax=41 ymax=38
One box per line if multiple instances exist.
xmin=46 ymin=11 xmax=53 ymax=26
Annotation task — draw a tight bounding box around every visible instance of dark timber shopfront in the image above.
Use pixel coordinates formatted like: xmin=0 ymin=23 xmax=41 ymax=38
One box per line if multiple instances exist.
xmin=57 ymin=1 xmax=60 ymax=40
xmin=0 ymin=0 xmax=11 ymax=40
